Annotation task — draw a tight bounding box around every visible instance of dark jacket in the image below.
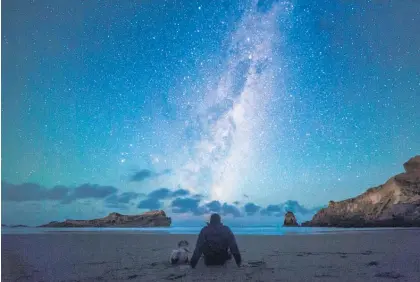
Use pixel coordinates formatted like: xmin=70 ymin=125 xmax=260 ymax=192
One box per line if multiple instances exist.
xmin=190 ymin=223 xmax=241 ymax=268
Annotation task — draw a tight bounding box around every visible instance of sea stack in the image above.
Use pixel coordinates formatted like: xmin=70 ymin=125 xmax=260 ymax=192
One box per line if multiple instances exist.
xmin=303 ymin=156 xmax=420 ymax=227
xmin=283 ymin=211 xmax=299 ymax=226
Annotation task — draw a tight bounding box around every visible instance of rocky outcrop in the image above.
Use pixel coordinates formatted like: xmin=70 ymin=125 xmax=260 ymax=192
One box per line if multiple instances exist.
xmin=283 ymin=211 xmax=299 ymax=226
xmin=303 ymin=156 xmax=420 ymax=227
xmin=1 ymin=224 xmax=29 ymax=228
xmin=39 ymin=210 xmax=171 ymax=228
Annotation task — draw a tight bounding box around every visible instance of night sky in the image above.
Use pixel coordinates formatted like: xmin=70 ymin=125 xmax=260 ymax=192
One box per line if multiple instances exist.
xmin=2 ymin=0 xmax=419 ymax=226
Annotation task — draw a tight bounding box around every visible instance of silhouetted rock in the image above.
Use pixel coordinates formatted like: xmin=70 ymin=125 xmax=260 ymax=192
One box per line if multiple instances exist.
xmin=283 ymin=211 xmax=299 ymax=226
xmin=1 ymin=224 xmax=8 ymax=227
xmin=39 ymin=210 xmax=171 ymax=227
xmin=403 ymin=156 xmax=420 ymax=173
xmin=10 ymin=225 xmax=29 ymax=228
xmin=303 ymin=156 xmax=420 ymax=227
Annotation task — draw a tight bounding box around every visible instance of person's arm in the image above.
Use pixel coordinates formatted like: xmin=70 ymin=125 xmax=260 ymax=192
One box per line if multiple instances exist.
xmin=190 ymin=228 xmax=206 ymax=268
xmin=226 ymin=227 xmax=241 ymax=266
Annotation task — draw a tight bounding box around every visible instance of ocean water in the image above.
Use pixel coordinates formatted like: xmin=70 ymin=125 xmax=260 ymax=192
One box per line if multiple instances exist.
xmin=1 ymin=226 xmax=411 ymax=236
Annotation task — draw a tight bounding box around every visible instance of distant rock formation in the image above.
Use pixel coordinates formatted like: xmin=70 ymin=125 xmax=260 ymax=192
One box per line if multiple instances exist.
xmin=1 ymin=224 xmax=29 ymax=228
xmin=303 ymin=156 xmax=420 ymax=227
xmin=283 ymin=211 xmax=299 ymax=226
xmin=39 ymin=210 xmax=171 ymax=228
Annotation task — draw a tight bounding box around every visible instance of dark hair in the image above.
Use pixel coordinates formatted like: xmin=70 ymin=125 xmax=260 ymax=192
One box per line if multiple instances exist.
xmin=209 ymin=213 xmax=221 ymax=224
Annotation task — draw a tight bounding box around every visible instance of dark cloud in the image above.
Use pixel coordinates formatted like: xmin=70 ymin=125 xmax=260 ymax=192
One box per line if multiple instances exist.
xmin=71 ymin=184 xmax=117 ymax=200
xmin=46 ymin=185 xmax=70 ymax=200
xmin=118 ymin=192 xmax=143 ymax=203
xmin=204 ymin=200 xmax=222 ymax=213
xmin=171 ymin=197 xmax=201 ymax=214
xmin=137 ymin=187 xmax=195 ymax=212
xmin=130 ymin=169 xmax=172 ymax=182
xmin=137 ymin=198 xmax=161 ymax=210
xmin=244 ymin=202 xmax=261 ymax=215
xmin=259 ymin=201 xmax=322 ymax=216
xmin=105 ymin=192 xmax=142 ymax=208
xmin=2 ymin=181 xmax=117 ymax=204
xmin=2 ymin=182 xmax=69 ymax=202
xmin=147 ymin=188 xmax=191 ymax=200
xmin=187 ymin=200 xmax=241 ymax=217
xmin=172 ymin=188 xmax=190 ymax=197
xmin=130 ymin=169 xmax=154 ymax=182
xmin=3 ymin=181 xmax=321 ymax=219
xmin=282 ymin=200 xmax=316 ymax=214
xmin=221 ymin=203 xmax=241 ymax=217
xmin=148 ymin=188 xmax=172 ymax=199
xmin=260 ymin=204 xmax=283 ymax=216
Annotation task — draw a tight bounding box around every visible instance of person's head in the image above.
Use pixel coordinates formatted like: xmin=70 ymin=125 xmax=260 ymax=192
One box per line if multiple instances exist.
xmin=209 ymin=213 xmax=221 ymax=224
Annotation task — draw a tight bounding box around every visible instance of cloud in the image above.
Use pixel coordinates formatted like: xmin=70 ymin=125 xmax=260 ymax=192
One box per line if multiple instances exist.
xmin=2 ymin=181 xmax=117 ymax=204
xmin=172 ymin=188 xmax=190 ymax=197
xmin=1 ymin=182 xmax=67 ymax=202
xmin=130 ymin=169 xmax=171 ymax=182
xmin=169 ymin=198 xmax=241 ymax=217
xmin=204 ymin=200 xmax=222 ymax=213
xmin=282 ymin=200 xmax=319 ymax=214
xmin=130 ymin=169 xmax=153 ymax=182
xmin=171 ymin=197 xmax=201 ymax=214
xmin=259 ymin=201 xmax=322 ymax=217
xmin=105 ymin=192 xmax=142 ymax=208
xmin=244 ymin=202 xmax=261 ymax=215
xmin=136 ymin=187 xmax=193 ymax=212
xmin=221 ymin=203 xmax=241 ymax=217
xmin=260 ymin=204 xmax=283 ymax=216
xmin=146 ymin=187 xmax=191 ymax=200
xmin=192 ymin=194 xmax=205 ymax=200
xmin=148 ymin=188 xmax=172 ymax=199
xmin=70 ymin=184 xmax=117 ymax=200
xmin=2 ymin=181 xmax=322 ymax=221
xmin=137 ymin=198 xmax=162 ymax=210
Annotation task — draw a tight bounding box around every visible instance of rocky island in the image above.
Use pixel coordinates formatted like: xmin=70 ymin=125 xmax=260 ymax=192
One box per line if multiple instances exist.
xmin=303 ymin=156 xmax=420 ymax=227
xmin=283 ymin=211 xmax=299 ymax=226
xmin=39 ymin=210 xmax=171 ymax=228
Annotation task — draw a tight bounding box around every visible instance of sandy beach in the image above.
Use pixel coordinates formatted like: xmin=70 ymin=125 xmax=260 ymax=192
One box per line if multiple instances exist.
xmin=2 ymin=229 xmax=420 ymax=281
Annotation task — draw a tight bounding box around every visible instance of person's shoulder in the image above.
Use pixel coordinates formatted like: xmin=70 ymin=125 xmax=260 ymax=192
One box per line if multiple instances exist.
xmin=222 ymin=224 xmax=233 ymax=233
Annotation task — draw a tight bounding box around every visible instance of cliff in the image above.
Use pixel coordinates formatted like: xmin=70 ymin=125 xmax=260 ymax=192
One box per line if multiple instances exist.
xmin=303 ymin=156 xmax=420 ymax=227
xmin=39 ymin=210 xmax=171 ymax=228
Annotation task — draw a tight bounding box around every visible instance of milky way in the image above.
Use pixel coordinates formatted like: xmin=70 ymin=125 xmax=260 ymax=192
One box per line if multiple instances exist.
xmin=174 ymin=1 xmax=293 ymax=202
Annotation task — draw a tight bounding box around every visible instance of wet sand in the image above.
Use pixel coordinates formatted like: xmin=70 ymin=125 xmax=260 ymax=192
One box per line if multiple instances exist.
xmin=2 ymin=229 xmax=420 ymax=281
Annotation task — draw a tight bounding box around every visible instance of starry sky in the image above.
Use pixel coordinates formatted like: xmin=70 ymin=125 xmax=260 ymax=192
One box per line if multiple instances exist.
xmin=2 ymin=0 xmax=420 ymax=226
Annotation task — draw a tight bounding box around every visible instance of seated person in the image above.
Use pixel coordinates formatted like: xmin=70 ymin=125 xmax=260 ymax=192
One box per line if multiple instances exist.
xmin=190 ymin=213 xmax=241 ymax=268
